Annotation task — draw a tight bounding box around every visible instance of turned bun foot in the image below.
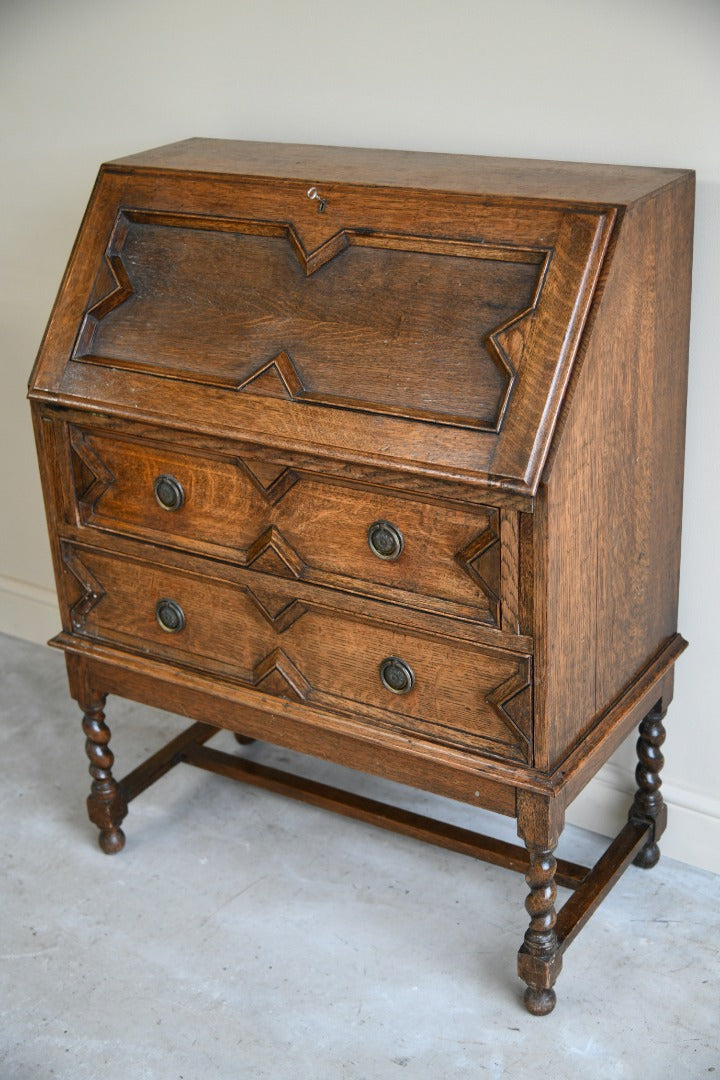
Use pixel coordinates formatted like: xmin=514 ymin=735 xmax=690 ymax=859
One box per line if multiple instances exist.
xmin=98 ymin=826 xmax=126 ymax=854
xmin=633 ymin=840 xmax=660 ymax=869
xmin=524 ymin=987 xmax=557 ymax=1016
xmin=234 ymin=733 xmax=256 ymax=746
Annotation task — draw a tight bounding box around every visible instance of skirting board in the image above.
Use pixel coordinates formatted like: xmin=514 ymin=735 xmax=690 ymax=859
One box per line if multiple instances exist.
xmin=2 ymin=574 xmax=718 ymax=875
xmin=564 ymin=761 xmax=720 ymax=876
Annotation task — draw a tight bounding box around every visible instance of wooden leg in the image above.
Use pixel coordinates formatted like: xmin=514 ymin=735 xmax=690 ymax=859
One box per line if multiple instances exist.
xmin=233 ymin=733 xmax=256 ymax=746
xmin=629 ymin=703 xmax=667 ymax=869
xmin=81 ymin=694 xmax=128 ymax=854
xmin=517 ymin=792 xmax=564 ymax=1016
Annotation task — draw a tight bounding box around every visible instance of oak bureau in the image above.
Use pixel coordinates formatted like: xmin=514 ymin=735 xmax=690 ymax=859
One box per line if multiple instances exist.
xmin=28 ymin=140 xmax=693 ymax=1015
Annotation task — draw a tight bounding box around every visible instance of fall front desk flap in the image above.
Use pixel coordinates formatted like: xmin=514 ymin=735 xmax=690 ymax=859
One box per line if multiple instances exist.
xmin=27 ymin=138 xmax=673 ymax=496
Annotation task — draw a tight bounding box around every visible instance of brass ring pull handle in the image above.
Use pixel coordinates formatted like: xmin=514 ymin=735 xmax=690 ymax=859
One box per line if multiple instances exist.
xmin=379 ymin=656 xmax=415 ymax=695
xmin=367 ymin=520 xmax=404 ymax=561
xmin=155 ymin=598 xmax=186 ymax=633
xmin=153 ymin=474 xmax=185 ymax=511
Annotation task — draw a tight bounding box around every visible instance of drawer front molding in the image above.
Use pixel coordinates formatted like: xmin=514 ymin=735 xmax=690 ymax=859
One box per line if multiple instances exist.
xmin=68 ymin=424 xmax=504 ymax=626
xmin=60 ymin=542 xmax=532 ymax=764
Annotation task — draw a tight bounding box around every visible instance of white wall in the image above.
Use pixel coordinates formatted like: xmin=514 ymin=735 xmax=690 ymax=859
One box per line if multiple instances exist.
xmin=2 ymin=0 xmax=718 ymax=872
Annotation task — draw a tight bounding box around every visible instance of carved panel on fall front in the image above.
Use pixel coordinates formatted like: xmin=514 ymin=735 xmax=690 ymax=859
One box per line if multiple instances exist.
xmin=59 ymin=543 xmax=532 ymax=764
xmin=72 ymin=210 xmax=547 ymax=432
xmin=67 ymin=424 xmax=503 ymax=625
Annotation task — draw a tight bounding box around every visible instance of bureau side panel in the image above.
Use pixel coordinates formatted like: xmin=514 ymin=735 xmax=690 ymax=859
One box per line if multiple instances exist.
xmin=537 ymin=176 xmax=694 ymax=768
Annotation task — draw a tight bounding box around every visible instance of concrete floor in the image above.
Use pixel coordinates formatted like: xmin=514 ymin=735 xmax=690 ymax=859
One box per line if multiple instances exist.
xmin=1 ymin=631 xmax=718 ymax=1079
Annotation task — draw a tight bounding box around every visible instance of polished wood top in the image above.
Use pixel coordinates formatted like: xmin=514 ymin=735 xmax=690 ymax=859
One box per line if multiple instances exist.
xmin=109 ymin=138 xmax=691 ymax=206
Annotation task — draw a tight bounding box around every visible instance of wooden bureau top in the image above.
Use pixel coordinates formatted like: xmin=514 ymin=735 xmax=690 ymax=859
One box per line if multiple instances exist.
xmin=109 ymin=138 xmax=691 ymax=207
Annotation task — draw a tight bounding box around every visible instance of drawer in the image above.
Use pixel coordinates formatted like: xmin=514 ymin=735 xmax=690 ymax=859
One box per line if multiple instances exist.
xmin=69 ymin=425 xmax=502 ymax=626
xmin=61 ymin=542 xmax=532 ymax=764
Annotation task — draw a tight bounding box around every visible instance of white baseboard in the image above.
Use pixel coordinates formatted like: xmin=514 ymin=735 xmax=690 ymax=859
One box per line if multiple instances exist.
xmin=2 ymin=575 xmax=718 ymax=875
xmin=566 ymin=761 xmax=720 ymax=875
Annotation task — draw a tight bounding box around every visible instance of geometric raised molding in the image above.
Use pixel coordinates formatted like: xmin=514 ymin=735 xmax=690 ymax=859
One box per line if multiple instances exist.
xmin=72 ymin=215 xmax=134 ymax=359
xmin=61 ymin=543 xmax=106 ymax=632
xmin=486 ymin=664 xmax=533 ymax=764
xmin=245 ymin=526 xmax=304 ymax=580
xmin=236 ymin=351 xmax=304 ymax=401
xmin=244 ymin=582 xmax=307 ymax=633
xmin=68 ymin=427 xmax=116 ymax=518
xmin=234 ymin=333 xmax=534 ymax=431
xmin=73 ymin=209 xmax=544 ymax=433
xmin=237 ymin=453 xmax=299 ymax=506
xmin=455 ymin=525 xmax=501 ymax=625
xmin=253 ymin=648 xmax=311 ymax=702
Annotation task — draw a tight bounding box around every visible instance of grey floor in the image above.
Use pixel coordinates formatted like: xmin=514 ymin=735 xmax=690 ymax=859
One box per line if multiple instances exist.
xmin=1 ymin=632 xmax=718 ymax=1079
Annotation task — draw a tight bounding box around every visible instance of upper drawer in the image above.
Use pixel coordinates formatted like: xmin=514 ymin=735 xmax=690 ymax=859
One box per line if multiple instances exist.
xmin=68 ymin=424 xmax=502 ymax=626
xmin=29 ymin=156 xmax=615 ymax=495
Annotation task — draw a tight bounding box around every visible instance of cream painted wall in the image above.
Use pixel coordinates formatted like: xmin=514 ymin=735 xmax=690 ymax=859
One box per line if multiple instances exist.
xmin=1 ymin=0 xmax=718 ymax=871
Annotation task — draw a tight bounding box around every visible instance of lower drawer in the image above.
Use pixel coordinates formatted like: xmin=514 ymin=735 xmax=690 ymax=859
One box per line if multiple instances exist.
xmin=61 ymin=542 xmax=532 ymax=764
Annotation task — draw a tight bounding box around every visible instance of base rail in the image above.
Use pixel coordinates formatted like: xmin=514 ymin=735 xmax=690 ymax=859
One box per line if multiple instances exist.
xmin=116 ymin=721 xmax=651 ymax=953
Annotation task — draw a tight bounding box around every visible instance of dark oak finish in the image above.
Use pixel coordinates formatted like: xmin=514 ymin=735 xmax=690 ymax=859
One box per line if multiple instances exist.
xmin=516 ymin=792 xmax=564 ymax=1015
xmin=628 ymin=705 xmax=668 ymax=869
xmin=554 ymin=820 xmax=651 ymax=952
xmin=28 ymin=140 xmax=693 ymax=1017
xmin=67 ymin=655 xmax=128 ymax=853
